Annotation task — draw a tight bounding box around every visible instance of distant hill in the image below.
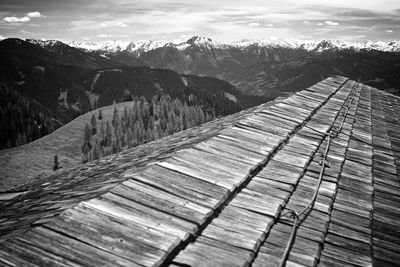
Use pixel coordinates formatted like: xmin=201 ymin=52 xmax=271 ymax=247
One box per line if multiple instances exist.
xmin=231 ymin=51 xmax=396 ymax=98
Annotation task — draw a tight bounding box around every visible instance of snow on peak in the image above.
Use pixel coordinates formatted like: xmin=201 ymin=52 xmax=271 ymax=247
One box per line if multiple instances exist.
xmin=126 ymin=40 xmax=168 ymax=53
xmin=67 ymin=41 xmax=105 ymax=51
xmin=26 ymin=39 xmax=62 ymax=48
xmin=36 ymin=36 xmax=400 ymax=54
xmin=185 ymin=36 xmax=223 ymax=47
xmin=230 ymin=38 xmax=400 ymax=52
xmin=67 ymin=39 xmax=169 ymax=54
xmin=67 ymin=40 xmax=132 ymax=52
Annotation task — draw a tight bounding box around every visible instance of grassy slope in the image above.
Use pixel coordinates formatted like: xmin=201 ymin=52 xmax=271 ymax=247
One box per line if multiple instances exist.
xmin=0 ymin=101 xmax=135 ymax=191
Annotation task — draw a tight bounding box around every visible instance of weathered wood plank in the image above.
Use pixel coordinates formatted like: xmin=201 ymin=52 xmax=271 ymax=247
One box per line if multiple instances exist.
xmin=321 ymin=243 xmax=372 ymax=267
xmin=272 ymin=149 xmax=311 ymax=169
xmin=219 ymin=127 xmax=283 ymax=150
xmin=229 ymin=189 xmax=282 ymax=218
xmin=246 ymin=179 xmax=291 ymax=202
xmin=194 ymin=139 xmax=264 ymax=165
xmin=330 ymin=208 xmax=371 ymax=234
xmin=217 ymin=205 xmax=275 ymax=233
xmin=234 ymin=124 xmax=287 ymax=140
xmin=172 ymin=147 xmax=255 ymax=178
xmin=284 ymin=140 xmax=318 ymax=157
xmin=173 ymin=236 xmax=253 ymax=267
xmin=262 ymin=228 xmax=321 ymax=259
xmin=257 ymin=160 xmax=303 ymax=186
xmin=256 ymin=245 xmax=316 ymax=267
xmin=123 ymin=168 xmax=221 ymax=210
xmin=0 ymin=238 xmax=76 ymax=267
xmin=45 ymin=205 xmax=170 ymax=266
xmin=261 ymin=108 xmax=305 ymax=124
xmin=72 ymin=203 xmax=180 ymax=253
xmin=157 ymin=159 xmax=236 ymax=190
xmin=252 ymin=113 xmax=299 ymax=130
xmin=273 ymin=223 xmax=325 ymax=244
xmin=212 ymin=135 xmax=271 ymax=156
xmin=201 ymin=223 xmax=262 ymax=251
xmin=325 ymin=233 xmax=371 ymax=256
xmin=112 ymin=180 xmax=212 ymax=225
xmin=17 ymin=226 xmax=139 ymax=267
xmin=83 ymin=193 xmax=195 ymax=240
xmin=131 ymin=164 xmax=229 ymax=204
xmin=238 ymin=118 xmax=291 ymax=138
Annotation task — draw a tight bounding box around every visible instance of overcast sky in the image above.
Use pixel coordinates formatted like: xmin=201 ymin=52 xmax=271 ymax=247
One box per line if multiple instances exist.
xmin=0 ymin=0 xmax=399 ymax=42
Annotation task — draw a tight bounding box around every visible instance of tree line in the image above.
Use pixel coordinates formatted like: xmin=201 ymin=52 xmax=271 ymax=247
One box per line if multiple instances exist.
xmin=81 ymin=94 xmax=214 ymax=162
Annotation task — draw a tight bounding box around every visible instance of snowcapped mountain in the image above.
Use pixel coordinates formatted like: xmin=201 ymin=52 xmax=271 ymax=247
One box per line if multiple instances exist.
xmin=230 ymin=38 xmax=400 ymax=52
xmin=67 ymin=39 xmax=169 ymax=54
xmin=64 ymin=36 xmax=400 ymax=54
xmin=66 ymin=36 xmax=226 ymax=55
xmin=26 ymin=38 xmax=64 ymax=48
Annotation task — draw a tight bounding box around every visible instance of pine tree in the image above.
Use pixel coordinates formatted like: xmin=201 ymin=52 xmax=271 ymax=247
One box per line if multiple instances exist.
xmin=81 ymin=123 xmax=92 ymax=162
xmin=112 ymin=106 xmax=119 ymax=128
xmin=90 ymin=114 xmax=97 ymax=135
xmin=53 ymin=155 xmax=60 ymax=171
xmin=146 ymin=128 xmax=154 ymax=142
xmin=105 ymin=121 xmax=112 ymax=147
xmin=126 ymin=128 xmax=134 ymax=148
xmin=98 ymin=109 xmax=103 ymax=120
xmin=89 ymin=141 xmax=100 ymax=161
xmin=99 ymin=121 xmax=105 ymax=140
xmin=5 ymin=140 xmax=11 ymax=149
xmin=111 ymin=139 xmax=118 ymax=153
xmin=121 ymin=106 xmax=129 ymax=132
xmin=124 ymin=131 xmax=131 ymax=148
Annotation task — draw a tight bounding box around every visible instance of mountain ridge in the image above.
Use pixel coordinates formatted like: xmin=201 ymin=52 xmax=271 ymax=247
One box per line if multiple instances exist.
xmin=59 ymin=36 xmax=400 ymax=54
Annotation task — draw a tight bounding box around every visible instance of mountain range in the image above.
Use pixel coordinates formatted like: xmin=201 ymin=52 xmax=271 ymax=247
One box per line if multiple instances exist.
xmin=64 ymin=37 xmax=400 ymax=54
xmin=62 ymin=36 xmax=400 ymax=97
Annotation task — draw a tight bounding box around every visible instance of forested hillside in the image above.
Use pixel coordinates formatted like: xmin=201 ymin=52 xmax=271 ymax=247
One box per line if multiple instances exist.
xmin=82 ymin=94 xmax=213 ymax=162
xmin=0 ymin=84 xmax=61 ymax=149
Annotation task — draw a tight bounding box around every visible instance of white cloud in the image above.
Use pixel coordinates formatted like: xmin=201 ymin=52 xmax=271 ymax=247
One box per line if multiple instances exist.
xmin=27 ymin=12 xmax=43 ymax=18
xmin=385 ymin=29 xmax=394 ymax=33
xmin=3 ymin=16 xmax=30 ymax=23
xmin=98 ymin=34 xmax=112 ymax=38
xmin=266 ymin=23 xmax=274 ymax=27
xmin=117 ymin=22 xmax=129 ymax=28
xmin=325 ymin=20 xmax=339 ymax=26
xmin=317 ymin=22 xmax=324 ymax=26
xmin=249 ymin=22 xmax=260 ymax=27
xmin=3 ymin=11 xmax=44 ymax=23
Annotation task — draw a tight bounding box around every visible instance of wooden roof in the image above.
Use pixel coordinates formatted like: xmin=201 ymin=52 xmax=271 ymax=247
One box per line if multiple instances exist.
xmin=1 ymin=76 xmax=399 ymax=266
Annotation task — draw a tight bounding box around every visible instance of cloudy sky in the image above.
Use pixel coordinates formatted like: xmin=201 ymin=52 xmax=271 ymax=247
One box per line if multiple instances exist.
xmin=0 ymin=0 xmax=399 ymax=42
